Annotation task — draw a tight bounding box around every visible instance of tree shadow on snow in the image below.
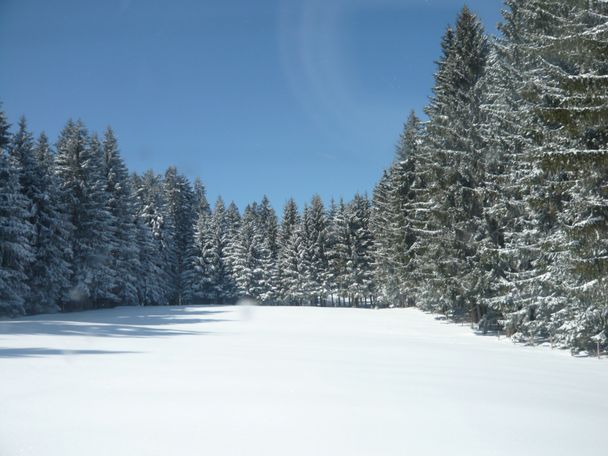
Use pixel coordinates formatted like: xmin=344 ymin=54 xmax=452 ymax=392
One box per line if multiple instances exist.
xmin=0 ymin=347 xmax=137 ymax=358
xmin=0 ymin=306 xmax=231 ymax=339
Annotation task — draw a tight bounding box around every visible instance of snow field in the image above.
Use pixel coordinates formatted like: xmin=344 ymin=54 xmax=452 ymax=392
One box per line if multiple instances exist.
xmin=1 ymin=305 xmax=607 ymax=456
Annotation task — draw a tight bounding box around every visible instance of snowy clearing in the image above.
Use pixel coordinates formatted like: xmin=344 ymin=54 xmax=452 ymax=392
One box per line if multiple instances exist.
xmin=1 ymin=305 xmax=607 ymax=456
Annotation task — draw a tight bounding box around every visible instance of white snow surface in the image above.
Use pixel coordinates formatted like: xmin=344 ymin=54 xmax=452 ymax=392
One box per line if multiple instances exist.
xmin=1 ymin=305 xmax=607 ymax=456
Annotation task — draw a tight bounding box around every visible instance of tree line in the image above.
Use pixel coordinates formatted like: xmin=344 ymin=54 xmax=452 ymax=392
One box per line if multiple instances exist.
xmin=0 ymin=114 xmax=377 ymax=315
xmin=1 ymin=0 xmax=607 ymax=354
xmin=372 ymin=1 xmax=608 ymax=354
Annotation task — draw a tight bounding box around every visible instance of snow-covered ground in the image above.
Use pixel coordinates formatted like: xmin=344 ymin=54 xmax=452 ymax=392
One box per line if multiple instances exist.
xmin=1 ymin=305 xmax=607 ymax=456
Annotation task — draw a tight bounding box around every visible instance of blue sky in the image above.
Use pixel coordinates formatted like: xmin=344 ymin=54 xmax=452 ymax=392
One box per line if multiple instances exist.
xmin=0 ymin=0 xmax=503 ymax=210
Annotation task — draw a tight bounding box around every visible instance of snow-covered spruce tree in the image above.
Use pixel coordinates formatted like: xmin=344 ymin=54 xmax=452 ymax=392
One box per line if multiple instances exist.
xmin=297 ymin=204 xmax=312 ymax=302
xmin=324 ymin=198 xmax=340 ymax=306
xmin=303 ymin=195 xmax=330 ymax=305
xmin=222 ymin=201 xmax=242 ymax=302
xmin=372 ymin=112 xmax=423 ymax=307
xmin=280 ymin=212 xmax=309 ymax=305
xmin=395 ymin=112 xmax=440 ymax=308
xmin=184 ymin=204 xmax=211 ymax=304
xmin=131 ymin=170 xmax=177 ymax=305
xmin=473 ymin=0 xmax=608 ymax=348
xmin=7 ymin=118 xmax=40 ymax=312
xmin=209 ymin=197 xmax=236 ymax=302
xmin=0 ymin=109 xmax=34 ymax=316
xmin=257 ymin=196 xmax=280 ymax=303
xmin=231 ymin=203 xmax=264 ymax=300
xmin=30 ymin=132 xmax=73 ymax=312
xmin=9 ymin=119 xmax=73 ymax=313
xmin=163 ymin=166 xmax=195 ymax=304
xmin=182 ymin=177 xmax=211 ymax=304
xmin=129 ymin=174 xmax=168 ymax=307
xmin=187 ymin=197 xmax=235 ymax=303
xmin=516 ymin=0 xmax=608 ymax=352
xmin=390 ymin=25 xmax=460 ymax=314
xmin=372 ymin=170 xmax=397 ymax=305
xmin=193 ymin=176 xmax=211 ymax=218
xmin=422 ymin=6 xmax=489 ymax=320
xmin=277 ymin=198 xmax=299 ymax=303
xmin=0 ymin=106 xmax=9 ymax=146
xmin=345 ymin=194 xmax=375 ymax=307
xmin=473 ymin=1 xmax=548 ymax=336
xmin=102 ymin=127 xmax=139 ymax=306
xmin=55 ymin=122 xmax=115 ymax=310
xmin=133 ymin=213 xmax=168 ymax=306
xmin=328 ymin=199 xmax=350 ymax=305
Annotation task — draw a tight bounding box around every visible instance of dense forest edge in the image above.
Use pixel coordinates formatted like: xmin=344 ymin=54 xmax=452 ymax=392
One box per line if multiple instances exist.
xmin=1 ymin=1 xmax=607 ymax=355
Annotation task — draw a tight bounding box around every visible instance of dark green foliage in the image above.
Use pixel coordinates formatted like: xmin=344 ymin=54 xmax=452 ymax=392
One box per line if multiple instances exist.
xmin=55 ymin=122 xmax=115 ymax=310
xmin=0 ymin=110 xmax=34 ymax=315
xmin=10 ymin=121 xmax=73 ymax=313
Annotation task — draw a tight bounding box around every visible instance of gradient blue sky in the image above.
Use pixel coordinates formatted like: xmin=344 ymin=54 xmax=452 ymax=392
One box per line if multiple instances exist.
xmin=0 ymin=0 xmax=503 ymax=209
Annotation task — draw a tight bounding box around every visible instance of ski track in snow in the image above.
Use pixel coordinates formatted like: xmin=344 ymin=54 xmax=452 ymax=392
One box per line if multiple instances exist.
xmin=1 ymin=305 xmax=607 ymax=456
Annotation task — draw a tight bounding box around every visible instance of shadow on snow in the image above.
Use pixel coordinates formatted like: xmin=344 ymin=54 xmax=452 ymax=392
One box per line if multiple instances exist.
xmin=0 ymin=305 xmax=230 ymax=339
xmin=0 ymin=347 xmax=137 ymax=358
